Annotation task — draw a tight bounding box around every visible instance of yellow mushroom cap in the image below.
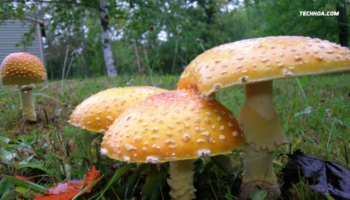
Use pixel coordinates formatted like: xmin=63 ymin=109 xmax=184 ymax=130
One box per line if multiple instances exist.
xmin=177 ymin=36 xmax=350 ymax=98
xmin=101 ymin=89 xmax=244 ymax=163
xmin=69 ymin=86 xmax=168 ymax=134
xmin=0 ymin=52 xmax=47 ymax=85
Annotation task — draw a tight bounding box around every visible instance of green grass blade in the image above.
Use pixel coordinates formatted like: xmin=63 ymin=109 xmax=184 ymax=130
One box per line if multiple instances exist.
xmin=72 ymin=176 xmax=103 ymax=200
xmin=0 ymin=178 xmax=14 ymax=194
xmin=97 ymin=163 xmax=134 ymax=199
xmin=126 ymin=163 xmax=146 ymax=186
xmin=0 ymin=190 xmax=15 ymax=200
xmin=1 ymin=175 xmax=47 ymax=194
xmin=251 ymin=188 xmax=268 ymax=200
xmin=125 ymin=163 xmax=147 ymax=198
xmin=17 ymin=163 xmax=55 ymax=178
xmin=324 ymin=193 xmax=335 ymax=200
xmin=225 ymin=186 xmax=234 ymax=200
xmin=141 ymin=171 xmax=167 ymax=196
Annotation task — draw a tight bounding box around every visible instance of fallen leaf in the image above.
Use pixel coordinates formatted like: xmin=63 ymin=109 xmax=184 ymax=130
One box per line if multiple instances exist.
xmin=282 ymin=150 xmax=350 ymax=199
xmin=47 ymin=183 xmax=68 ymax=194
xmin=84 ymin=166 xmax=101 ymax=192
xmin=34 ymin=166 xmax=101 ymax=200
xmin=35 ymin=192 xmax=78 ymax=200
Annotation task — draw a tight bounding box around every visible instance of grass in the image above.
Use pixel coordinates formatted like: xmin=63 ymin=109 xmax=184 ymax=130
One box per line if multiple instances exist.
xmin=0 ymin=73 xmax=349 ymax=199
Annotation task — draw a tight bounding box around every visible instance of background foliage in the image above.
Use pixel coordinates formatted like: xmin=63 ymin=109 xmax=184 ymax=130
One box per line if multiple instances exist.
xmin=1 ymin=0 xmax=349 ymax=79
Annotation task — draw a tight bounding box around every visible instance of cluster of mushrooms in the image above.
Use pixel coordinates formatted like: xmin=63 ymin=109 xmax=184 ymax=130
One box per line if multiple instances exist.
xmin=1 ymin=36 xmax=350 ymax=199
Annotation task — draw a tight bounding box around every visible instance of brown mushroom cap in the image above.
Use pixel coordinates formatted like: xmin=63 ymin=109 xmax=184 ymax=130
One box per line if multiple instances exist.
xmin=0 ymin=52 xmax=47 ymax=85
xmin=177 ymin=36 xmax=350 ymax=97
xmin=69 ymin=86 xmax=168 ymax=134
xmin=101 ymin=89 xmax=244 ymax=163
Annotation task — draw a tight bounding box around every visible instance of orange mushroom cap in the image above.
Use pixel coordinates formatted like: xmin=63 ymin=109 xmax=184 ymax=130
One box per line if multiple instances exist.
xmin=101 ymin=89 xmax=244 ymax=163
xmin=0 ymin=52 xmax=47 ymax=85
xmin=69 ymin=86 xmax=168 ymax=134
xmin=177 ymin=36 xmax=350 ymax=97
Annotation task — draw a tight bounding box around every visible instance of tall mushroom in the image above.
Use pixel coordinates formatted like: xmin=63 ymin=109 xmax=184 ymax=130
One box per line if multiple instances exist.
xmin=100 ymin=89 xmax=244 ymax=200
xmin=177 ymin=36 xmax=350 ymax=199
xmin=0 ymin=52 xmax=47 ymax=123
xmin=69 ymin=86 xmax=167 ymax=134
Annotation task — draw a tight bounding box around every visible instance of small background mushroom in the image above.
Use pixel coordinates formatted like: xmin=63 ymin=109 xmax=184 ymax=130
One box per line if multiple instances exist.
xmin=0 ymin=52 xmax=47 ymax=123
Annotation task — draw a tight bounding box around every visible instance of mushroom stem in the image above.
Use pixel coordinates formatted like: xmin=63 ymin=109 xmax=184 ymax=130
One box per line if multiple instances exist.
xmin=239 ymin=144 xmax=280 ymax=199
xmin=167 ymin=160 xmax=196 ymax=200
xmin=19 ymin=85 xmax=37 ymax=122
xmin=238 ymin=81 xmax=288 ymax=199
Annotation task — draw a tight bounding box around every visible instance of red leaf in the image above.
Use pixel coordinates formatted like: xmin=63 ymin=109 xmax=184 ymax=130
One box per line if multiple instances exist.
xmin=34 ymin=166 xmax=101 ymax=200
xmin=83 ymin=166 xmax=101 ymax=193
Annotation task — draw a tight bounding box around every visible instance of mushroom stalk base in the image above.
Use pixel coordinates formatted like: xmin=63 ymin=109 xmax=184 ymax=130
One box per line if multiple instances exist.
xmin=239 ymin=144 xmax=280 ymax=199
xmin=19 ymin=86 xmax=37 ymax=122
xmin=238 ymin=81 xmax=287 ymax=199
xmin=167 ymin=160 xmax=196 ymax=200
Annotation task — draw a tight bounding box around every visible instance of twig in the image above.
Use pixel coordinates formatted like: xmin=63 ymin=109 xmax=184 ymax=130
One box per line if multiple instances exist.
xmin=326 ymin=119 xmax=336 ymax=149
xmin=159 ymin=183 xmax=165 ymax=200
xmin=345 ymin=145 xmax=348 ymax=166
xmin=207 ymin=170 xmax=219 ymax=200
xmin=42 ymin=107 xmax=49 ymax=125
xmin=34 ymin=93 xmax=63 ymax=105
xmin=131 ymin=175 xmax=141 ymax=198
xmin=171 ymin=26 xmax=181 ymax=74
xmin=131 ymin=28 xmax=141 ymax=72
xmin=111 ymin=188 xmax=121 ymax=200
xmin=295 ymin=77 xmax=309 ymax=106
xmin=61 ymin=47 xmax=69 ymax=96
xmin=0 ymin=89 xmax=21 ymax=96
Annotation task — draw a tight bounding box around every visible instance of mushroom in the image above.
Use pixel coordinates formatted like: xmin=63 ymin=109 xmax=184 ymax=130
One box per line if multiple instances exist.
xmin=177 ymin=36 xmax=350 ymax=199
xmin=70 ymin=86 xmax=168 ymax=175
xmin=0 ymin=52 xmax=47 ymax=123
xmin=69 ymin=86 xmax=168 ymax=134
xmin=100 ymin=89 xmax=244 ymax=200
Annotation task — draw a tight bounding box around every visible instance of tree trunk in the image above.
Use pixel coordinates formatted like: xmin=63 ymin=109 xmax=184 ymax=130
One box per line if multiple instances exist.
xmin=336 ymin=0 xmax=348 ymax=47
xmin=99 ymin=0 xmax=117 ymax=77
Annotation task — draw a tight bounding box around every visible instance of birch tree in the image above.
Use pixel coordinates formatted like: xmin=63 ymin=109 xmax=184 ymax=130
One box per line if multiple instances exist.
xmin=99 ymin=0 xmax=117 ymax=76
